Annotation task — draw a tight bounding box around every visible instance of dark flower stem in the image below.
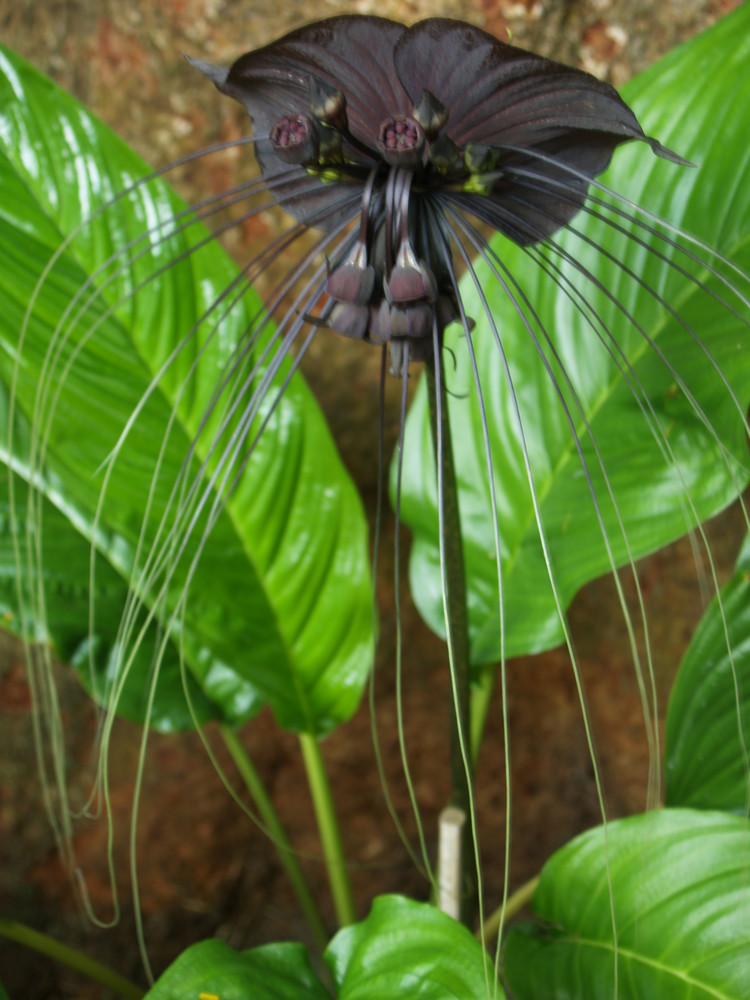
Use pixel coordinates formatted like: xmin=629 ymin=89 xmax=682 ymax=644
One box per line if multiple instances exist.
xmin=425 ymin=357 xmax=476 ymax=926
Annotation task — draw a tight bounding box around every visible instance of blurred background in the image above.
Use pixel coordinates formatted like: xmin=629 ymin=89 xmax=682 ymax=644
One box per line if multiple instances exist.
xmin=0 ymin=0 xmax=744 ymax=996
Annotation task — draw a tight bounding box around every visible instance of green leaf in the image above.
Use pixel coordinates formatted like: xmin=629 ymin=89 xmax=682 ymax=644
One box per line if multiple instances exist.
xmin=664 ymin=535 xmax=750 ymax=812
xmin=327 ymin=895 xmax=498 ymax=999
xmin=0 ymin=45 xmax=374 ymax=735
xmin=143 ymin=940 xmax=331 ymax=1000
xmin=504 ymin=809 xmax=750 ymax=999
xmin=143 ymin=897 xmax=497 ymax=1000
xmin=399 ymin=5 xmax=750 ymax=661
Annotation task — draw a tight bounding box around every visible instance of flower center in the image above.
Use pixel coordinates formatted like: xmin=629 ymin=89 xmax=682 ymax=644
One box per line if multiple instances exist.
xmin=270 ymin=114 xmax=318 ymax=164
xmin=265 ymin=83 xmax=489 ymax=373
xmin=323 ymin=166 xmax=465 ymax=375
xmin=377 ymin=116 xmax=425 ymax=168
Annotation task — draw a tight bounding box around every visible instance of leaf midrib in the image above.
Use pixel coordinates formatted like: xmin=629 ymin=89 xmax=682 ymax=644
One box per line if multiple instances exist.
xmin=547 ymin=932 xmax=736 ymax=1000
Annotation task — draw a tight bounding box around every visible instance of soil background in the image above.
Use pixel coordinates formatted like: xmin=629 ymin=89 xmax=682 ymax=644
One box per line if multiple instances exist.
xmin=0 ymin=0 xmax=746 ymax=997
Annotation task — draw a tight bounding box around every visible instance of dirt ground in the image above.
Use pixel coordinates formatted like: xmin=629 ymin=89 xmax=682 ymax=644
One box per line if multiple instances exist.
xmin=0 ymin=0 xmax=746 ymax=996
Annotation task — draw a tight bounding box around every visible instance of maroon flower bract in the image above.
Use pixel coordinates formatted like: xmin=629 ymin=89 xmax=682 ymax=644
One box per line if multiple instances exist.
xmin=188 ymin=15 xmax=685 ymax=374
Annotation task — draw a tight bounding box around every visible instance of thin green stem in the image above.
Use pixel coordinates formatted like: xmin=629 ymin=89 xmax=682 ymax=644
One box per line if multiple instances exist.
xmin=479 ymin=876 xmax=540 ymax=943
xmin=218 ymin=725 xmax=329 ymax=954
xmin=0 ymin=918 xmax=143 ymax=1000
xmin=298 ymin=732 xmax=356 ymax=928
xmin=470 ymin=663 xmax=498 ymax=768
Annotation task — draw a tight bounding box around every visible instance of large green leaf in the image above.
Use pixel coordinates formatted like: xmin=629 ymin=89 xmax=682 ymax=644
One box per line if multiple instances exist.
xmin=504 ymin=809 xmax=750 ymax=999
xmin=400 ymin=6 xmax=750 ymax=661
xmin=144 ymin=896 xmax=495 ymax=999
xmin=0 ymin=45 xmax=373 ymax=735
xmin=665 ymin=534 xmax=750 ymax=812
xmin=143 ymin=940 xmax=331 ymax=1000
xmin=327 ymin=895 xmax=497 ymax=999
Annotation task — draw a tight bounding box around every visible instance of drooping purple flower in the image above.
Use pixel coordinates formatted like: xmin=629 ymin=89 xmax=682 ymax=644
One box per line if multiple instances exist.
xmin=188 ymin=15 xmax=685 ymax=374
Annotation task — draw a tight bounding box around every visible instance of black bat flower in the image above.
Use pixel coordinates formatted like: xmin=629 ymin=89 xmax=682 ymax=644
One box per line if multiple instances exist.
xmin=188 ymin=15 xmax=686 ymax=375
xmin=185 ymin=16 xmax=747 ymax=908
xmin=5 ymin=12 xmax=749 ymax=976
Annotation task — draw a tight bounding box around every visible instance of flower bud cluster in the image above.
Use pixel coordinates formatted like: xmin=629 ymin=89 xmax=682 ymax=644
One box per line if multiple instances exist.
xmin=262 ymin=74 xmax=506 ymax=372
xmin=326 ymin=225 xmax=462 ymax=375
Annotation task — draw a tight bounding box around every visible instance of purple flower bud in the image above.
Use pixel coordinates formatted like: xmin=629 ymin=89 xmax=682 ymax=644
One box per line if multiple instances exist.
xmin=327 ymin=262 xmax=376 ymax=306
xmin=385 ymin=241 xmax=437 ymax=305
xmin=389 ymin=302 xmax=435 ymax=340
xmin=327 ymin=241 xmax=376 ymax=307
xmin=309 ymin=77 xmax=348 ymax=132
xmin=385 ymin=266 xmax=435 ymax=306
xmin=411 ymin=89 xmax=449 ymax=139
xmin=328 ymin=301 xmax=371 ymax=340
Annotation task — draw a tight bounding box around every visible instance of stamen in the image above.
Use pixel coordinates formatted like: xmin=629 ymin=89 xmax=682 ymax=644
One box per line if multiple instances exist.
xmin=378 ymin=115 xmax=425 ymax=169
xmin=270 ymin=114 xmax=319 ymax=165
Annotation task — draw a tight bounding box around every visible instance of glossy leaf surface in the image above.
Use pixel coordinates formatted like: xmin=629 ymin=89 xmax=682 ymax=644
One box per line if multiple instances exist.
xmin=0 ymin=45 xmax=373 ymax=735
xmin=327 ymin=895 xmax=497 ymax=999
xmin=144 ymin=896 xmax=495 ymax=999
xmin=143 ymin=940 xmax=331 ymax=1000
xmin=665 ymin=534 xmax=750 ymax=812
xmin=504 ymin=809 xmax=750 ymax=999
xmin=400 ymin=5 xmax=750 ymax=661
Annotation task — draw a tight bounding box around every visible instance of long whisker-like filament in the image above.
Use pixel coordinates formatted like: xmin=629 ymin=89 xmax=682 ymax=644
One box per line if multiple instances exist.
xmin=7 ymin=13 xmax=750 ymax=996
